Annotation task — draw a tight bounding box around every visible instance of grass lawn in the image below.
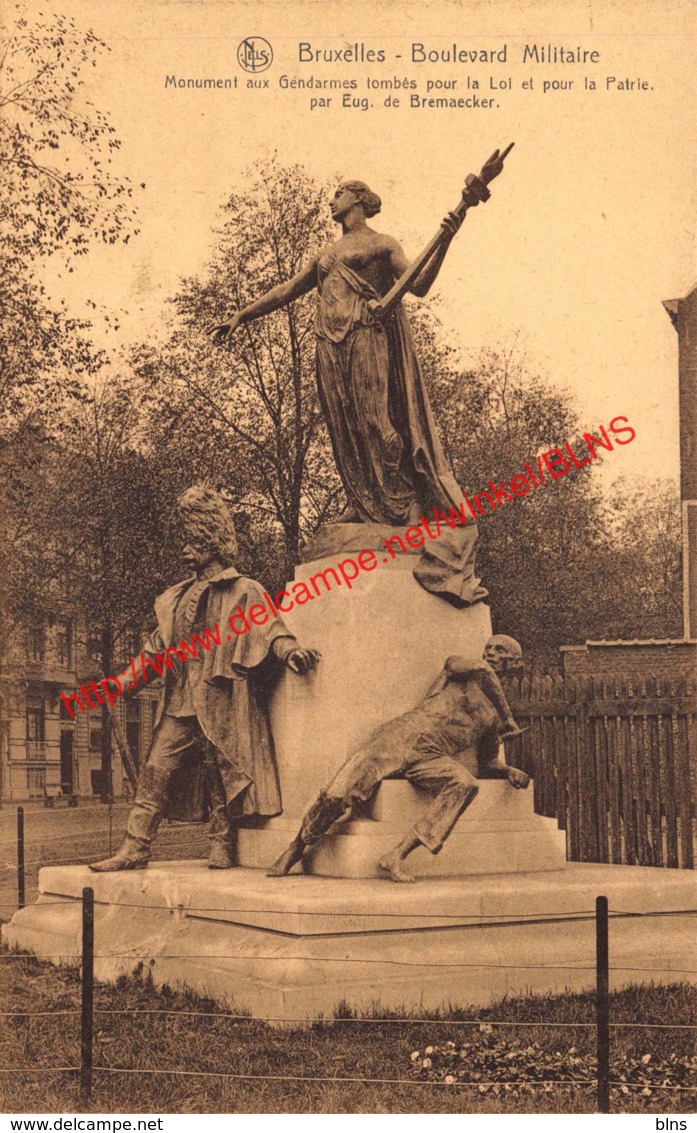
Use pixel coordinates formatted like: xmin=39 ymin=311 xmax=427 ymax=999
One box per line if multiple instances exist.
xmin=0 ymin=949 xmax=695 ymax=1114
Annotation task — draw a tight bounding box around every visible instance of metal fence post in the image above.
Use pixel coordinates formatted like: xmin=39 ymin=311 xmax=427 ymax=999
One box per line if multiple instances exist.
xmin=596 ymin=894 xmax=610 ymax=1113
xmin=80 ymin=886 xmax=95 ymax=1105
xmin=17 ymin=806 xmax=25 ymax=910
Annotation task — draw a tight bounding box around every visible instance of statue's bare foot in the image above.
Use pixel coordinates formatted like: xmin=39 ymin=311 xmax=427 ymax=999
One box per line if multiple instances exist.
xmin=407 ymin=501 xmax=422 ymax=526
xmin=377 ymin=851 xmax=415 ymax=883
xmin=267 ymin=844 xmax=304 ymax=877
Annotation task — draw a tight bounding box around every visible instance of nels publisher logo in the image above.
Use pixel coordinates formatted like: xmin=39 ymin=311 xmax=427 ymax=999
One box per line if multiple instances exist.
xmin=237 ymin=37 xmax=273 ymax=73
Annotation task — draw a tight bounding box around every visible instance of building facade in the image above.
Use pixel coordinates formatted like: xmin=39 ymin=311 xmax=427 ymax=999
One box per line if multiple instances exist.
xmin=663 ymin=282 xmax=697 ymax=642
xmin=0 ymin=620 xmax=158 ymax=803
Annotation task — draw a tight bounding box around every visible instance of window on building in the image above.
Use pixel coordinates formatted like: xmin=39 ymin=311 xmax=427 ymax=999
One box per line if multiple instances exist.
xmin=27 ymin=768 xmax=46 ymax=793
xmin=56 ymin=622 xmax=72 ymax=668
xmin=28 ymin=628 xmax=44 ymax=663
xmin=87 ymin=633 xmax=101 ymax=663
xmin=26 ymin=707 xmax=45 ymax=742
xmin=125 ymin=700 xmax=141 ymax=763
xmin=60 ymin=697 xmax=76 ymax=721
xmin=124 ymin=632 xmax=141 ymax=661
xmin=89 ymin=728 xmax=102 ymax=751
xmin=90 ymin=770 xmax=105 ymax=796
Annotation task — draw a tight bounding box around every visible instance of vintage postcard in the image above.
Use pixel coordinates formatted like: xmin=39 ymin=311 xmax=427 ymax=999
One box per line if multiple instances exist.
xmin=1 ymin=0 xmax=695 ymax=1120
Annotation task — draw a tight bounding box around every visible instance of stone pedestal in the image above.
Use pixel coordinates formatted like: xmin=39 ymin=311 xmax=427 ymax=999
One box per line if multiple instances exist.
xmin=5 ymin=862 xmax=697 ymax=1021
xmin=237 ymin=549 xmax=494 ymax=870
xmin=238 ymin=780 xmax=566 ymax=878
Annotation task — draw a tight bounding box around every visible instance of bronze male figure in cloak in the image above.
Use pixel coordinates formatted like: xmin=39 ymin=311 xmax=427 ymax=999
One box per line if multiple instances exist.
xmin=90 ymin=486 xmax=319 ymax=872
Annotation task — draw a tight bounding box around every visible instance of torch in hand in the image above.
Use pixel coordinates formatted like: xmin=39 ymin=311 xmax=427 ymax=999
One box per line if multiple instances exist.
xmin=371 ymin=143 xmax=515 ymax=320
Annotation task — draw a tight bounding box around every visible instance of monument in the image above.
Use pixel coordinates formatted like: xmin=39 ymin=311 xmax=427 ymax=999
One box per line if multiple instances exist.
xmin=6 ymin=153 xmax=696 ymax=1020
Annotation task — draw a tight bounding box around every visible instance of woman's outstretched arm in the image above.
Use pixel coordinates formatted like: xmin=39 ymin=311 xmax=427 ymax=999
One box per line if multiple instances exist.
xmin=211 ymin=254 xmax=319 ymax=343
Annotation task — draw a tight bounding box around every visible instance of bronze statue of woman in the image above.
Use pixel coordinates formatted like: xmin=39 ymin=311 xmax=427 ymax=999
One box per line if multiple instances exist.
xmin=212 ymin=181 xmax=466 ymax=529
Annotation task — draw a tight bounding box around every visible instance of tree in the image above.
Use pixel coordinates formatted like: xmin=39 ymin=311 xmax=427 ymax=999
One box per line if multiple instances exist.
xmin=597 ymin=477 xmax=682 ymax=640
xmin=420 ymin=325 xmax=681 ymax=662
xmin=0 ymin=375 xmax=177 ymax=797
xmin=134 ymin=157 xmax=342 ymax=589
xmin=0 ymin=270 xmax=101 ymax=428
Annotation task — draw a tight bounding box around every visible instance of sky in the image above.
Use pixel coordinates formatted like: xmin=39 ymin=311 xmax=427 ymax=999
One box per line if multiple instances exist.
xmin=18 ymin=0 xmax=697 ymax=486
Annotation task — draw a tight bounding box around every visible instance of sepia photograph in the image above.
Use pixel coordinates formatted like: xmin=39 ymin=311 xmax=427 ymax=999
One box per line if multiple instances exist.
xmin=0 ymin=0 xmax=695 ymax=1120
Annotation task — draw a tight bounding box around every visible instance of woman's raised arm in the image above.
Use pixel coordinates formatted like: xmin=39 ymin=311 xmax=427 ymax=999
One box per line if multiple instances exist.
xmin=211 ymin=255 xmax=319 ymax=344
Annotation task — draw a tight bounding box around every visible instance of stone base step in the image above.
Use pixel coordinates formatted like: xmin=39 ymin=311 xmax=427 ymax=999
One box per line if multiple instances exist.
xmin=4 ymin=861 xmax=696 ymax=1021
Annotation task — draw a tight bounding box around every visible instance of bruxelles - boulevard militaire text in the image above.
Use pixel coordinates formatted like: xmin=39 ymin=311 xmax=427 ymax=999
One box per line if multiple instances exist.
xmin=296 ymin=43 xmax=601 ymax=65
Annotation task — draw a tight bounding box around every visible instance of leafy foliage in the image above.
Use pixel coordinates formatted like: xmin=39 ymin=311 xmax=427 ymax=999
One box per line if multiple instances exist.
xmin=1 ymin=5 xmax=140 ymax=263
xmin=421 ymin=326 xmax=682 ymax=659
xmin=596 ymin=476 xmax=683 ymax=639
xmin=5 ymin=376 xmax=177 ymax=659
xmin=0 ymin=4 xmax=140 ymax=424
xmin=0 ymin=375 xmax=178 ymax=797
xmin=409 ymin=1029 xmax=697 ymax=1104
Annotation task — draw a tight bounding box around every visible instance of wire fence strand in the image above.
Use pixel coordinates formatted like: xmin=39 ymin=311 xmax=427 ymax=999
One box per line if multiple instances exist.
xmin=91 ymin=1007 xmax=697 ymax=1030
xmin=91 ymin=1066 xmax=599 ymax=1087
xmin=92 ymin=955 xmax=601 ymax=971
xmin=2 ymin=1005 xmax=692 ymax=1031
xmin=92 ymin=1015 xmax=598 ymax=1033
xmin=0 ymin=1009 xmax=79 ymax=1018
xmin=1 ymin=948 xmax=696 ymax=977
xmin=89 ymin=899 xmax=601 ymax=918
xmin=0 ymin=1067 xmax=80 ymax=1074
xmin=1 ymin=1063 xmax=691 ymax=1093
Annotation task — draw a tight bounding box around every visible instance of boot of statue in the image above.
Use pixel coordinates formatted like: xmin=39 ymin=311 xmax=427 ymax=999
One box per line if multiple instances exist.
xmin=206 ymin=762 xmax=236 ymax=870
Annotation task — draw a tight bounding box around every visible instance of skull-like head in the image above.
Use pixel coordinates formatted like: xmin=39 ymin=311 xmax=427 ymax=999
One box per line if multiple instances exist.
xmin=483 ymin=634 xmax=524 ymax=675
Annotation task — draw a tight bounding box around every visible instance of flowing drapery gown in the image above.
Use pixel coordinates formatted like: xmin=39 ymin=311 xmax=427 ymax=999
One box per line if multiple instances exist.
xmin=313 ymin=248 xmax=487 ymax=606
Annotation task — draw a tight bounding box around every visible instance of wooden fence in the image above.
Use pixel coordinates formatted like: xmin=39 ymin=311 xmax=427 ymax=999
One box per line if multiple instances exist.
xmin=502 ymin=673 xmax=697 ymax=870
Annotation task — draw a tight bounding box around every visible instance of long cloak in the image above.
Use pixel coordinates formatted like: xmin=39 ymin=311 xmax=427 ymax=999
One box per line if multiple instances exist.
xmin=141 ymin=568 xmax=293 ymax=822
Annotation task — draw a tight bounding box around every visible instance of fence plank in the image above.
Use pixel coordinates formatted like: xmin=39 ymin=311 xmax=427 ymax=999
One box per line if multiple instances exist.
xmin=621 ymin=678 xmax=637 ymax=866
xmin=645 ymin=680 xmax=661 ymax=868
xmin=635 ymin=678 xmax=651 ymax=865
xmin=580 ymin=682 xmax=598 ymax=862
xmin=565 ymin=700 xmax=581 ymax=861
xmin=594 ymin=711 xmax=609 ymax=863
xmin=520 ymin=667 xmax=692 ymax=871
xmin=555 ymin=692 xmax=568 ymax=835
xmin=676 ymin=707 xmax=694 ymax=870
xmin=666 ymin=695 xmax=680 ymax=868
xmin=605 ymin=712 xmax=621 ymax=864
xmin=655 ymin=709 xmax=668 ymax=868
